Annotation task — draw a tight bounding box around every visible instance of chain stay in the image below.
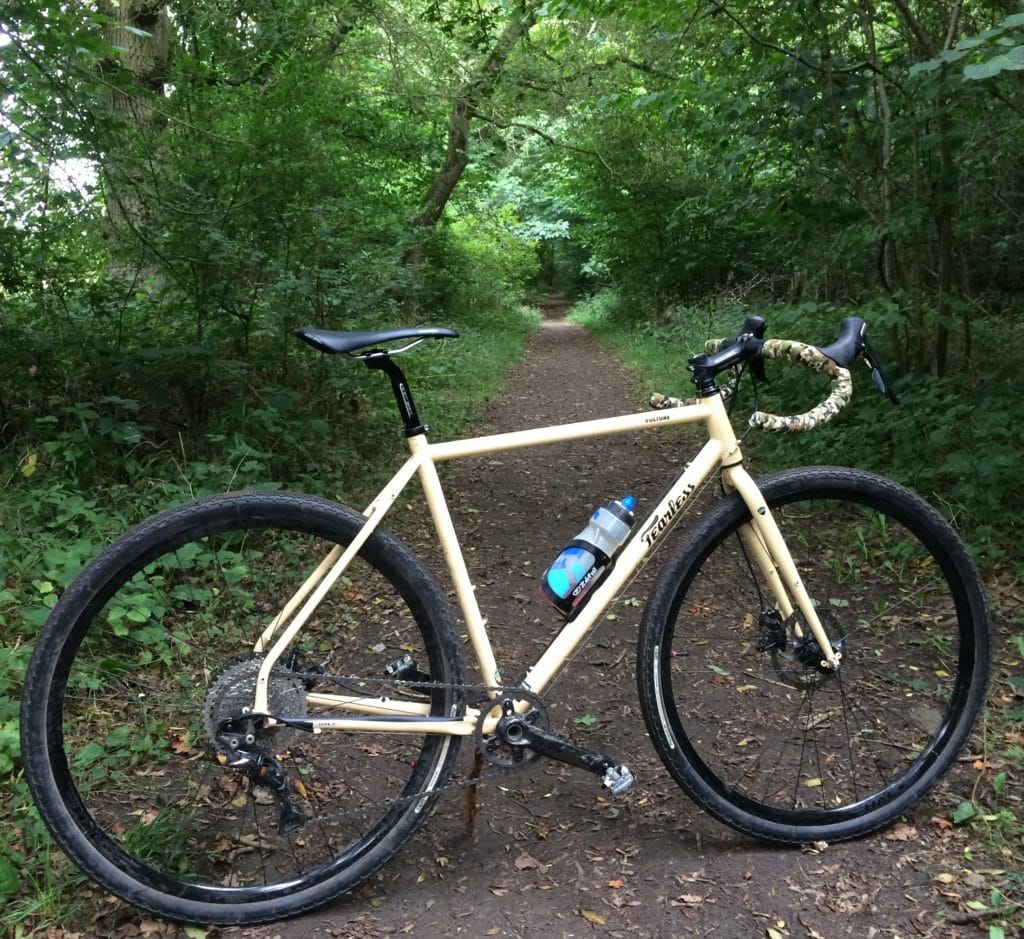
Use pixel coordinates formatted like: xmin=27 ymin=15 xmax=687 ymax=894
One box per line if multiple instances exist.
xmin=223 ymin=666 xmax=541 ymax=828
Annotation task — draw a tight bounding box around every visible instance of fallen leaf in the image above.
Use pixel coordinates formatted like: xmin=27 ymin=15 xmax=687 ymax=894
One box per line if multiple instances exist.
xmin=169 ymin=733 xmax=193 ymax=755
xmin=803 ymin=778 xmax=822 ymax=788
xmin=515 ymin=853 xmax=541 ymax=871
xmin=607 ymin=879 xmax=624 ymax=889
xmin=580 ymin=909 xmax=606 ymax=925
xmin=885 ymin=823 xmax=917 ymax=842
xmin=934 ymin=873 xmax=956 ymax=884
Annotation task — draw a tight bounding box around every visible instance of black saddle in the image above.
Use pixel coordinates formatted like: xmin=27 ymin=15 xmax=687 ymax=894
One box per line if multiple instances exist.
xmin=294 ymin=326 xmax=458 ymax=356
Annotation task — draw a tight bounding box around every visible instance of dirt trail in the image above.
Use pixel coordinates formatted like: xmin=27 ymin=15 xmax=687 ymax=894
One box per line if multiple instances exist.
xmin=242 ymin=301 xmax=979 ymax=939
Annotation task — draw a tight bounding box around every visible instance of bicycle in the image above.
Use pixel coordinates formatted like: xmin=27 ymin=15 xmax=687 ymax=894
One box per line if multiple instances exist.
xmin=21 ymin=314 xmax=990 ymax=926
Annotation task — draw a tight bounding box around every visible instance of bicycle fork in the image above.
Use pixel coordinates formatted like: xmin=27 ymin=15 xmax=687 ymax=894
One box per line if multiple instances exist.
xmin=723 ymin=465 xmax=842 ymax=671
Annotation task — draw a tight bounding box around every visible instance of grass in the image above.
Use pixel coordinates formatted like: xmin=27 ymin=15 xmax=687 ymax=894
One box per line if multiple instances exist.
xmin=0 ymin=302 xmax=540 ymax=931
xmin=572 ymin=287 xmax=1024 ymax=937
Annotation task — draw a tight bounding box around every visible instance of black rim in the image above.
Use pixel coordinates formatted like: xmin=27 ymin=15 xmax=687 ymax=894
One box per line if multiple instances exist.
xmin=658 ymin=478 xmax=979 ymax=829
xmin=40 ymin=496 xmax=454 ymax=906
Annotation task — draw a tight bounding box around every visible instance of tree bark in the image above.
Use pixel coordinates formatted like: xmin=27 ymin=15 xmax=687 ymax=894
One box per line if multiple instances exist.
xmin=407 ymin=4 xmax=537 ymax=267
xmin=934 ymin=0 xmax=963 ymax=378
xmin=858 ymin=0 xmax=897 ymax=292
xmin=97 ymin=1 xmax=172 ymax=257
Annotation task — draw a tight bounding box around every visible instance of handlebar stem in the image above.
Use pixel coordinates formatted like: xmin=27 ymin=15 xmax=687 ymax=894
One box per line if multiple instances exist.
xmin=688 ymin=336 xmax=764 ymax=396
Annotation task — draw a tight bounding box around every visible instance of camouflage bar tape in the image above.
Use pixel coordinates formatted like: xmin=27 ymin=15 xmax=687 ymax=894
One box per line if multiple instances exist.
xmin=648 ymin=338 xmax=853 ymax=433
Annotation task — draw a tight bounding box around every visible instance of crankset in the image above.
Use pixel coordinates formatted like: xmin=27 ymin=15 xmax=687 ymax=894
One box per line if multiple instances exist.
xmin=477 ymin=693 xmax=636 ymax=795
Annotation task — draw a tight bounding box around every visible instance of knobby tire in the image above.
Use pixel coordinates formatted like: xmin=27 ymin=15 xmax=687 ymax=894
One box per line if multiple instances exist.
xmin=21 ymin=492 xmax=465 ymax=925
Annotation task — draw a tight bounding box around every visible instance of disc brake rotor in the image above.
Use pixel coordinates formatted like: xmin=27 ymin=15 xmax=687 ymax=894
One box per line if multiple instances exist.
xmin=770 ymin=611 xmax=844 ymax=690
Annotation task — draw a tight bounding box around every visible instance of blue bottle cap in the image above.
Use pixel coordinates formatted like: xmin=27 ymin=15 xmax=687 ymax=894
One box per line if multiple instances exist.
xmin=621 ymin=495 xmax=636 ymax=511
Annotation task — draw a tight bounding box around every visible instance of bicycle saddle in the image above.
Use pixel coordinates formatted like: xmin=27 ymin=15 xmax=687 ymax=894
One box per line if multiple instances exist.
xmin=294 ymin=326 xmax=459 ymax=356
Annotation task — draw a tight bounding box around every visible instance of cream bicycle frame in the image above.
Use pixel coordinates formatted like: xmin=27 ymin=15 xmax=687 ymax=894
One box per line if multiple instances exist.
xmin=249 ymin=389 xmax=840 ymax=736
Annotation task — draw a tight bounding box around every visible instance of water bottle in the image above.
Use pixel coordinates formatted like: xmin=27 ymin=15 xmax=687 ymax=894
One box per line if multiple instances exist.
xmin=541 ymin=496 xmax=636 ymax=618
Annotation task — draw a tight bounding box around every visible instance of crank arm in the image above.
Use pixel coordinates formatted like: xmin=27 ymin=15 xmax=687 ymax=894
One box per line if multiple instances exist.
xmin=500 ymin=720 xmax=636 ymax=794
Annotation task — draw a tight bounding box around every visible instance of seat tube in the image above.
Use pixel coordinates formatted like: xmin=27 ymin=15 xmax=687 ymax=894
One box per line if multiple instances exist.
xmin=407 ymin=434 xmax=502 ymax=689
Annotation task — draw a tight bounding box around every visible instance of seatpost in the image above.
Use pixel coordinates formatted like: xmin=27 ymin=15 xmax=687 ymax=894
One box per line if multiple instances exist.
xmin=362 ymin=352 xmax=428 ymax=436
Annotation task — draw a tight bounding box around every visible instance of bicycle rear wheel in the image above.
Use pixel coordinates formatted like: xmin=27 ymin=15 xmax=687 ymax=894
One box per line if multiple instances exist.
xmin=637 ymin=466 xmax=989 ymax=843
xmin=22 ymin=492 xmax=464 ymax=924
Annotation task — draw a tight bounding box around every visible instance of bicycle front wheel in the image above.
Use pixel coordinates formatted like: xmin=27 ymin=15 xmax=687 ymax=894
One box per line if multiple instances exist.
xmin=22 ymin=492 xmax=464 ymax=925
xmin=637 ymin=466 xmax=989 ymax=844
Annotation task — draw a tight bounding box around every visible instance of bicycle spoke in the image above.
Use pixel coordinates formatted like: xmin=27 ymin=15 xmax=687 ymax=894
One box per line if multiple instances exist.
xmin=24 ymin=493 xmax=463 ymax=921
xmin=642 ymin=468 xmax=987 ymax=840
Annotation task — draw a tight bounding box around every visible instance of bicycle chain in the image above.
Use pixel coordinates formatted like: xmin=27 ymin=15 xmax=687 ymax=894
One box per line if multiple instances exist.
xmin=251 ymin=667 xmax=547 ymax=827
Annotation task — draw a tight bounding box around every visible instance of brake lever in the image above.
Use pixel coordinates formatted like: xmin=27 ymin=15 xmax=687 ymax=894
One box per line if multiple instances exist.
xmin=742 ymin=315 xmax=768 ymax=384
xmin=861 ymin=334 xmax=900 ymax=405
xmin=818 ymin=316 xmax=899 ymax=405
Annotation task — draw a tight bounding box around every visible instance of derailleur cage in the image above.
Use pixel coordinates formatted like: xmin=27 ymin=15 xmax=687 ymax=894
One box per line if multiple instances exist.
xmin=215 ymin=717 xmax=307 ymax=835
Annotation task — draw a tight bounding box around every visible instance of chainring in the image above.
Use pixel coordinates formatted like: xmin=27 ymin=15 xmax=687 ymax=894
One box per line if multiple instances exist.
xmin=474 ymin=689 xmax=550 ymax=769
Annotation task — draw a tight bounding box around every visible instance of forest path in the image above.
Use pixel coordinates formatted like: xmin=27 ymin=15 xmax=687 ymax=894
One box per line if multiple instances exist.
xmin=244 ymin=300 xmax=972 ymax=939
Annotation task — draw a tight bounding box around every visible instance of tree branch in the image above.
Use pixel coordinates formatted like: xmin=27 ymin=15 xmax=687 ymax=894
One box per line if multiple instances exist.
xmin=473 ymin=111 xmax=616 ymax=175
xmin=943 ymin=0 xmax=962 ymax=52
xmin=710 ymin=2 xmax=881 ymax=76
xmin=889 ymin=0 xmax=932 ymax=54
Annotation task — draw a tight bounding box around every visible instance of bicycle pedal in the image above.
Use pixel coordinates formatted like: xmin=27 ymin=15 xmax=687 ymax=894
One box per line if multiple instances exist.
xmin=601 ymin=764 xmax=636 ymax=796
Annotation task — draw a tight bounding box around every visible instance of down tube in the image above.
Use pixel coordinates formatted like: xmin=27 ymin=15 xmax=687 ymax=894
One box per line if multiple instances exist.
xmin=519 ymin=438 xmax=724 ymax=695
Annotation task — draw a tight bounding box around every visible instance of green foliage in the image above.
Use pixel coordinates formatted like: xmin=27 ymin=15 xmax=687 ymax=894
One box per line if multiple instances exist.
xmin=421 ymin=211 xmax=539 ymax=316
xmin=574 ymin=290 xmax=1023 ymax=559
xmin=910 ymin=12 xmax=1024 ymax=81
xmin=3 ymin=0 xmax=1024 ymax=923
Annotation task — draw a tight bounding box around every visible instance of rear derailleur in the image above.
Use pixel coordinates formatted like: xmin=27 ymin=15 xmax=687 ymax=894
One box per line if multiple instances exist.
xmin=215 ymin=715 xmax=307 ymax=835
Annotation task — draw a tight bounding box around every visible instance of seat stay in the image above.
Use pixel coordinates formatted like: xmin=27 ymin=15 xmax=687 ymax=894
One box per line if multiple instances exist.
xmin=252 ymin=450 xmax=426 ymax=715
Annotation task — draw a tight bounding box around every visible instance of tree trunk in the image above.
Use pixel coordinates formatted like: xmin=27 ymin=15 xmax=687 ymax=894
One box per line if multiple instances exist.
xmin=934 ymin=119 xmax=955 ymax=377
xmin=97 ymin=1 xmax=172 ymax=257
xmin=406 ymin=4 xmax=537 ymax=268
xmin=858 ymin=0 xmax=898 ymax=292
xmin=933 ymin=1 xmax=964 ymax=378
